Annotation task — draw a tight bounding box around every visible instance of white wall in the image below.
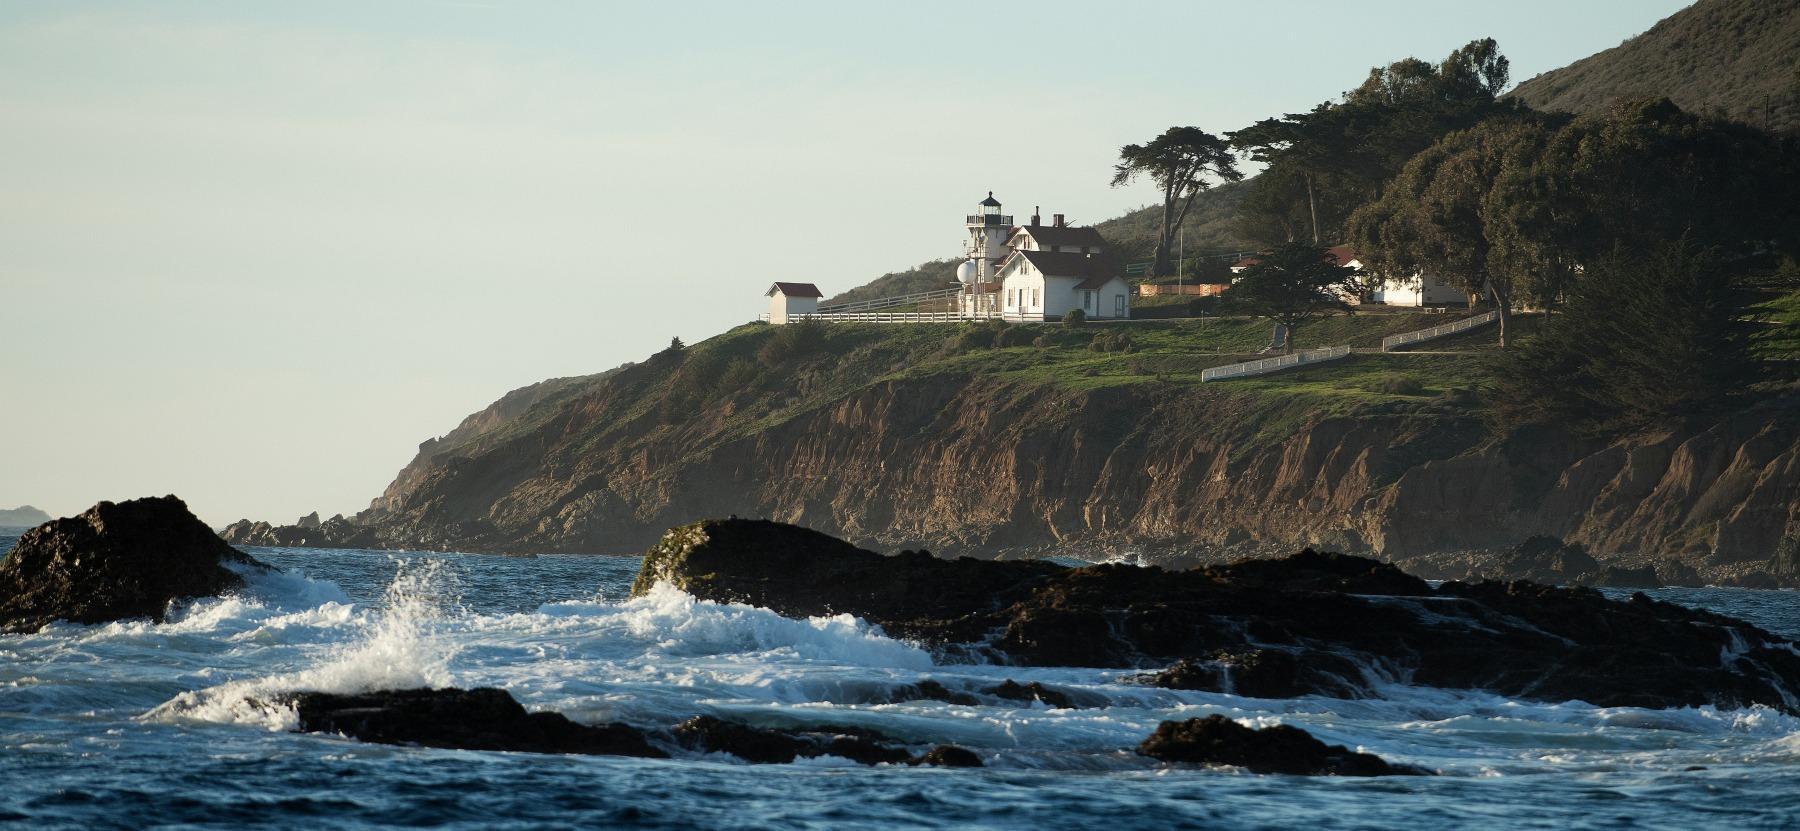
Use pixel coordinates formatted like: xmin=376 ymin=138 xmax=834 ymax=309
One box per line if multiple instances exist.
xmin=767 ymin=293 xmax=818 ymax=323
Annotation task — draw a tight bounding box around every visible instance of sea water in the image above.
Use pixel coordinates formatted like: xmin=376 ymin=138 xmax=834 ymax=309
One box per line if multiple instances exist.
xmin=5 ymin=536 xmax=1800 ymax=830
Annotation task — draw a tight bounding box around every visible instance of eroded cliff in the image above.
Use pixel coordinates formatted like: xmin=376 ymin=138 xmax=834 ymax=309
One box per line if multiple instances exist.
xmin=328 ymin=322 xmax=1799 ymax=575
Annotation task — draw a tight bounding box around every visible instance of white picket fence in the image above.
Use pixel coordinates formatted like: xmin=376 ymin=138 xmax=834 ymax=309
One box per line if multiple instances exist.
xmin=759 ymin=310 xmax=1001 ymax=324
xmin=1381 ymin=310 xmax=1499 ymax=352
xmin=1201 ymin=346 xmax=1351 ymax=382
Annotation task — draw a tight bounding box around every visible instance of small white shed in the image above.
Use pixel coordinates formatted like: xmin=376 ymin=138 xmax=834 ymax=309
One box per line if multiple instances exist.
xmin=767 ymin=282 xmax=823 ymax=324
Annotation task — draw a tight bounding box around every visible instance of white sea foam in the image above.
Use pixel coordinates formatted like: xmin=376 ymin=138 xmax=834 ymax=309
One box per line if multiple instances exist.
xmin=145 ymin=558 xmax=459 ymax=730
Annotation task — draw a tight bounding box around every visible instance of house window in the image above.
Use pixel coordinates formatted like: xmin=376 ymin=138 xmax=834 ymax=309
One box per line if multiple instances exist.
xmin=1083 ymin=291 xmax=1094 ymax=311
xmin=1031 ymin=288 xmax=1039 ymax=308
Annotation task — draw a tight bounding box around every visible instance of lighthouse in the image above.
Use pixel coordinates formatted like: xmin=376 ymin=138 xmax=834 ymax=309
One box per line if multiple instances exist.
xmin=962 ymin=192 xmax=1011 ymax=283
xmin=958 ymin=192 xmax=1011 ymax=318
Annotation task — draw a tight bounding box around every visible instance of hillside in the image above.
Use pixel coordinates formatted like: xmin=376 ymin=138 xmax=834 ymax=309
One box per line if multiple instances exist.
xmin=326 ymin=310 xmax=1800 ymax=580
xmin=0 ymin=505 xmax=51 ymax=527
xmin=1510 ymin=0 xmax=1800 ymax=134
xmin=824 ymin=182 xmax=1252 ymax=305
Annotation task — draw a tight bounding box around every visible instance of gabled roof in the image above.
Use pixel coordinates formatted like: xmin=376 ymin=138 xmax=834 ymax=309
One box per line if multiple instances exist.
xmin=1016 ymin=249 xmax=1124 ymax=283
xmin=767 ymin=282 xmax=824 ymax=298
xmin=1326 ymin=244 xmax=1359 ymax=265
xmin=1012 ymin=225 xmax=1108 ymax=251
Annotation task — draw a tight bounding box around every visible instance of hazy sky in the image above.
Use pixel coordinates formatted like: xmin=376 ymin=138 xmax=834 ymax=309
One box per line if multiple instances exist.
xmin=0 ymin=0 xmax=1690 ymax=527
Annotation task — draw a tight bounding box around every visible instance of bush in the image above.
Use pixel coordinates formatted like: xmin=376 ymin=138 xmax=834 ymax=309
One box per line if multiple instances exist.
xmin=759 ymin=320 xmax=827 ymax=366
xmin=1063 ymin=309 xmax=1087 ymax=327
xmin=1369 ymin=374 xmax=1426 ymax=396
xmin=1088 ymin=331 xmax=1136 ymax=353
xmin=717 ymin=358 xmax=762 ymax=392
xmin=1188 ymin=296 xmax=1221 ymax=316
xmin=993 ymin=324 xmax=1035 ymax=348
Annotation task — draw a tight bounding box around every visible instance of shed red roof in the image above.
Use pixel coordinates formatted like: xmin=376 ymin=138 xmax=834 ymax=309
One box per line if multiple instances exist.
xmin=767 ymin=282 xmax=824 ymax=298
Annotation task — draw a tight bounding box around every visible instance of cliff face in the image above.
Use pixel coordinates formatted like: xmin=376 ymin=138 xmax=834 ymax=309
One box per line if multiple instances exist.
xmin=344 ymin=324 xmax=1800 ymax=571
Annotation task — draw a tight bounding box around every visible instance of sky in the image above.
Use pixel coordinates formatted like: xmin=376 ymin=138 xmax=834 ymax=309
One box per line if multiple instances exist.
xmin=0 ymin=0 xmax=1692 ymax=527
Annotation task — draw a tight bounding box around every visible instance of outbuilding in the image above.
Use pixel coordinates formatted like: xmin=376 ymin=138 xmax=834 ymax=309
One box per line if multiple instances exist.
xmin=766 ymin=282 xmax=824 ymax=324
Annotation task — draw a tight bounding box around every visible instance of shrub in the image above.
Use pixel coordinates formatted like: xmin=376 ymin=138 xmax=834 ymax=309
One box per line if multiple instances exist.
xmin=994 ymin=325 xmax=1035 ymax=348
xmin=1370 ymin=374 xmax=1426 ymax=396
xmin=1088 ymin=331 xmax=1136 ymax=353
xmin=1063 ymin=308 xmax=1087 ymax=327
xmin=759 ymin=320 xmax=826 ymax=366
xmin=717 ymin=358 xmax=762 ymax=392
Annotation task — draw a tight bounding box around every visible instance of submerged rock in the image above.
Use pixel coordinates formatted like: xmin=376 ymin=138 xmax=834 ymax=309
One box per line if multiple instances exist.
xmin=911 ymin=745 xmax=983 ymax=768
xmin=632 ymin=519 xmax=1800 ymax=711
xmin=981 ymin=680 xmax=1077 ymax=709
xmin=286 ymin=687 xmax=666 ymax=758
xmin=672 ymin=715 xmax=914 ymax=765
xmin=1137 ymin=650 xmax=1365 ymax=699
xmin=1138 ymin=715 xmax=1425 ymax=776
xmin=0 ymin=496 xmax=268 ymax=632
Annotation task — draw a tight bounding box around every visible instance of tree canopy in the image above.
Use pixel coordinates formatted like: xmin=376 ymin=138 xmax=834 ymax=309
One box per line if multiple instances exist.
xmin=1111 ymin=127 xmax=1242 ymax=278
xmin=1225 ymin=243 xmax=1360 ymax=351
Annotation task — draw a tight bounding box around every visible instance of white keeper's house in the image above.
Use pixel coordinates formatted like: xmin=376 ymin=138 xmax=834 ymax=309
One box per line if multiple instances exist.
xmin=1230 ymin=245 xmax=1469 ymax=307
xmin=958 ymin=193 xmax=1132 ymax=321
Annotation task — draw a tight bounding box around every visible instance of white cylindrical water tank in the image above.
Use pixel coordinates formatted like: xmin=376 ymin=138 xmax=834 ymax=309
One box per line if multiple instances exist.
xmin=956 ymin=259 xmax=979 ymax=284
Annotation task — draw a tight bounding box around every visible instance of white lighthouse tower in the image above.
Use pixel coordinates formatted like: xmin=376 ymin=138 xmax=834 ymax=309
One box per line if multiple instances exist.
xmin=959 ymin=192 xmax=1011 ymax=317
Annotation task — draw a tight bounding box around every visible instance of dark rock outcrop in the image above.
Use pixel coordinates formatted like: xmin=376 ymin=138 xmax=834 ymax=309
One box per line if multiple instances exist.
xmin=1137 ymin=650 xmax=1365 ymax=699
xmin=911 ymin=745 xmax=983 ymax=768
xmin=632 ymin=519 xmax=1800 ymax=711
xmin=1579 ymin=565 xmax=1664 ymax=588
xmin=1138 ymin=715 xmax=1425 ymax=776
xmin=0 ymin=496 xmax=268 ymax=632
xmin=286 ymin=687 xmax=666 ymax=758
xmin=221 ymin=515 xmax=378 ymax=550
xmin=288 ymin=687 xmax=980 ymax=767
xmin=981 ymin=680 xmax=1077 ymax=710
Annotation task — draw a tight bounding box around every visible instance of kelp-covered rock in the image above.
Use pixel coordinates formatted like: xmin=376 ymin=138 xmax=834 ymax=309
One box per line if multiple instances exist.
xmin=0 ymin=496 xmax=269 ymax=632
xmin=286 ymin=687 xmax=666 ymax=758
xmin=632 ymin=519 xmax=1800 ymax=711
xmin=1138 ymin=715 xmax=1426 ymax=776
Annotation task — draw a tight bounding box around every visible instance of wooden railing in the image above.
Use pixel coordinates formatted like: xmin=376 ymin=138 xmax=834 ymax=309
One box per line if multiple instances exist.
xmin=1201 ymin=346 xmax=1351 ymax=382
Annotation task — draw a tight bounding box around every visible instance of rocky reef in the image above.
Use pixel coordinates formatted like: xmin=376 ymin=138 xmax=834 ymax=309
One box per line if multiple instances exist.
xmin=220 ymin=514 xmax=377 ymax=549
xmin=0 ymin=496 xmax=268 ymax=632
xmin=632 ymin=518 xmax=1800 ymax=711
xmin=288 ymin=687 xmax=666 ymax=758
xmin=1138 ymin=715 xmax=1425 ymax=776
xmin=286 ymin=687 xmax=981 ymax=767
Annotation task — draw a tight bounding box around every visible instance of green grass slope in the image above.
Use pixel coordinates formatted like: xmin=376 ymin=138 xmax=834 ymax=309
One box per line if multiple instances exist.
xmin=1509 ymin=0 xmax=1800 ymax=135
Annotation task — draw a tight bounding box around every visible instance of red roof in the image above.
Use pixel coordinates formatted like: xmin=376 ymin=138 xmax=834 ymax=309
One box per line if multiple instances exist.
xmin=1011 ymin=225 xmax=1108 ymax=251
xmin=1326 ymin=245 xmax=1359 ymax=265
xmin=1015 ymin=249 xmax=1124 ymax=282
xmin=767 ymin=282 xmax=823 ymax=298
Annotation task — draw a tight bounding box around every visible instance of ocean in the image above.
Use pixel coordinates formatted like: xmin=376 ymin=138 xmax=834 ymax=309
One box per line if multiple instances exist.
xmin=5 ymin=535 xmax=1800 ymax=830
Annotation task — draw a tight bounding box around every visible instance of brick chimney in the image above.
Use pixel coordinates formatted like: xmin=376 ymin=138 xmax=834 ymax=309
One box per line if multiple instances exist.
xmin=1053 ymin=213 xmax=1065 ymax=227
xmin=1031 ymin=206 xmax=1041 ymax=226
